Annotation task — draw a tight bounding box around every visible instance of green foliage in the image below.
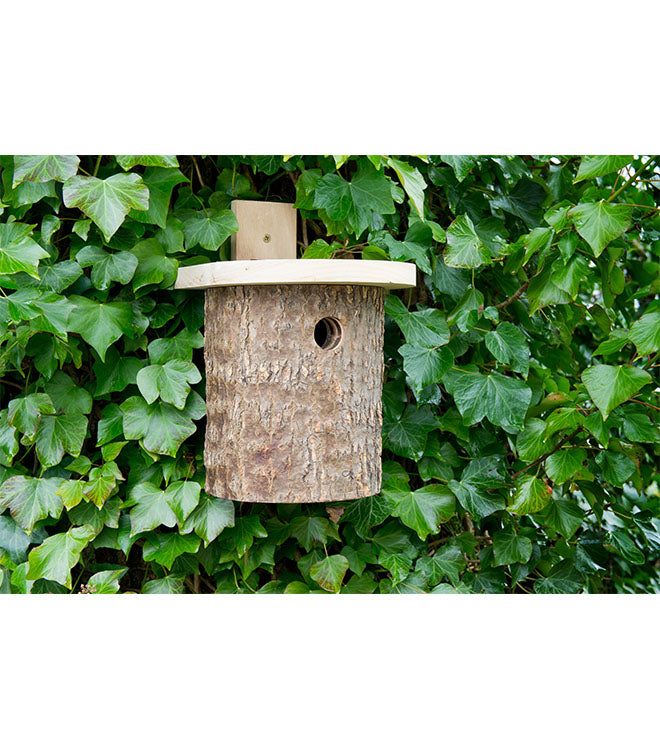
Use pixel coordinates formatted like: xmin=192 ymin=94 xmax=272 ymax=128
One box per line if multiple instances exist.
xmin=63 ymin=174 xmax=150 ymax=241
xmin=1 ymin=154 xmax=659 ymax=594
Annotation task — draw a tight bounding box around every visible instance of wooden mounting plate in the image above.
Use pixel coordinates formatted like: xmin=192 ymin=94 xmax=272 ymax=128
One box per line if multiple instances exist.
xmin=174 ymin=259 xmax=417 ymax=291
xmin=230 ymin=200 xmax=297 ymax=261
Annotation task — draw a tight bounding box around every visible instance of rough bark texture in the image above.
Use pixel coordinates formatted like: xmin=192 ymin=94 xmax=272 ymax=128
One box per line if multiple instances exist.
xmin=204 ymin=284 xmax=384 ymax=503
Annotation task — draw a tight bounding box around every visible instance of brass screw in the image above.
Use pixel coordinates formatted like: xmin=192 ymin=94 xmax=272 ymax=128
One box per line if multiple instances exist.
xmin=263 ymin=234 xmax=271 ymax=243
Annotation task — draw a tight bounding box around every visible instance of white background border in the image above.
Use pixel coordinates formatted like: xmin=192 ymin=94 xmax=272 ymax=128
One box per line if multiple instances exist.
xmin=2 ymin=1 xmax=659 ymax=746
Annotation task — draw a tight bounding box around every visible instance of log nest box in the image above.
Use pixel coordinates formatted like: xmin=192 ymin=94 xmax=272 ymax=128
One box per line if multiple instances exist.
xmin=175 ymin=200 xmax=416 ymax=503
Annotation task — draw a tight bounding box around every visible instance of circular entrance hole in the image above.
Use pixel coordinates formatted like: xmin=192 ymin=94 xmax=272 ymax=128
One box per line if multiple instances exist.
xmin=314 ymin=317 xmax=342 ymax=350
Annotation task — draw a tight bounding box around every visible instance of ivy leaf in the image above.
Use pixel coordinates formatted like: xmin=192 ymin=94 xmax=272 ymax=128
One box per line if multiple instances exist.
xmin=93 ymin=347 xmax=142 ymax=396
xmin=44 ymin=371 xmax=92 ymax=414
xmin=301 ymin=239 xmax=336 ymax=258
xmin=430 ymin=256 xmax=470 ymax=299
xmin=0 ymin=222 xmax=49 ymax=278
xmin=43 ymin=216 xmax=64 ymax=244
xmin=130 ymin=238 xmax=178 ymax=292
xmin=379 ymin=550 xmax=412 ymax=585
xmin=128 ymin=483 xmax=178 ymax=536
xmin=568 ymin=201 xmax=631 ymax=257
xmin=534 ymin=560 xmax=583 ymax=594
xmin=121 ymin=394 xmax=204 ymax=457
xmin=69 ymin=496 xmax=120 ymax=533
xmin=418 ymin=435 xmax=461 ymax=483
xmin=137 ymin=359 xmax=201 ymax=409
xmin=76 ymin=245 xmax=138 ymax=290
xmin=148 ymin=329 xmax=204 ymax=364
xmin=575 ymin=156 xmax=632 ymax=181
xmin=381 ymin=233 xmax=431 ymax=274
xmin=63 ymin=173 xmax=150 ymax=241
xmin=383 ymin=404 xmax=437 ymax=460
xmin=181 ymin=495 xmax=235 ymax=546
xmin=549 ymin=254 xmax=589 ymax=297
xmin=508 ymin=475 xmax=552 ymax=515
xmin=348 ymin=162 xmax=395 ymax=231
xmin=620 ymin=411 xmax=659 ymax=443
xmin=142 ymin=576 xmax=184 ymax=594
xmin=101 ymin=441 xmax=127 ymax=462
xmin=491 ymin=177 xmax=546 ymax=227
xmin=0 ymin=260 xmax=80 ymax=296
xmin=6 ymin=290 xmax=75 ymax=336
xmin=84 ymin=464 xmax=121 ymax=508
xmin=385 ymin=295 xmax=450 ymax=347
xmin=416 ymin=543 xmax=465 ymax=585
xmin=182 ymin=208 xmax=239 ymax=251
xmin=143 ymin=532 xmax=201 ymax=570
xmin=582 ymin=364 xmax=652 ymax=419
xmin=448 ymin=458 xmax=506 ymax=518
xmin=7 ymin=393 xmax=55 ymax=440
xmin=628 ymin=311 xmax=660 ymax=356
xmin=8 ymin=563 xmax=37 ymax=593
xmin=310 ymin=554 xmax=349 ymax=593
xmin=86 ymin=567 xmax=127 ymax=594
xmin=448 ymin=287 xmax=484 ymax=332
xmin=27 ymin=525 xmax=96 ymax=588
xmin=313 ymin=174 xmax=350 ymax=219
xmin=545 ymin=407 xmax=583 ymax=439
xmin=340 ymin=494 xmax=395 ymax=538
xmin=442 ymin=367 xmax=532 ymax=433
xmin=56 ymin=479 xmax=84 ymax=510
xmin=444 ymin=215 xmax=491 ymax=268
xmin=595 ymin=451 xmax=636 ymax=486
xmin=96 ymin=404 xmax=124 ymax=447
xmin=521 ymin=226 xmax=554 ymax=264
xmin=399 ymin=344 xmax=453 ymax=392
xmin=545 ymin=448 xmax=586 ymax=484
xmin=0 ymin=514 xmax=33 ymax=564
xmin=228 ymin=515 xmax=268 ymax=556
xmin=387 ymin=157 xmax=426 ymax=218
xmin=526 ymin=264 xmax=571 ymax=314
xmin=130 ymin=167 xmax=187 ymax=229
xmin=163 ymin=480 xmax=202 ymax=525
xmin=492 ymin=529 xmax=533 ymax=566
xmin=0 ymin=476 xmax=63 ymax=534
xmin=12 ymin=155 xmax=79 ymax=186
xmin=35 ymin=412 xmax=88 ymax=468
xmin=609 ymin=528 xmax=644 ymax=565
xmin=538 ymin=497 xmax=583 ymax=539
xmin=314 ymin=162 xmax=394 ymax=236
xmin=384 ymin=483 xmax=456 ymax=540
xmin=289 ymin=516 xmax=336 ymax=551
xmin=68 ymin=296 xmax=134 ymax=362
xmin=72 ymin=219 xmax=91 ymax=240
xmin=441 ymin=155 xmax=477 ymax=182
xmin=516 ymin=418 xmax=550 ymax=461
xmin=116 ymin=155 xmax=178 ymax=170
xmin=484 ymin=322 xmax=530 ymax=376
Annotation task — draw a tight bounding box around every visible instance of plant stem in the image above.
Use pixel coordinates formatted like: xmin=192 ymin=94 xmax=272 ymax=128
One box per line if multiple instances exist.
xmin=630 ymin=398 xmax=660 ymax=413
xmin=513 ymin=424 xmax=586 ymax=479
xmin=93 ymin=155 xmax=102 ymax=177
xmin=495 ymin=281 xmax=529 ymax=310
xmin=192 ymin=156 xmax=205 ymax=188
xmin=70 ymin=566 xmax=86 ymax=594
xmin=607 ymin=156 xmax=658 ymax=203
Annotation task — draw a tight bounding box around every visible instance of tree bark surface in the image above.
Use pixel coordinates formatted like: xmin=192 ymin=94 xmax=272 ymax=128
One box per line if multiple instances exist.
xmin=204 ymin=284 xmax=384 ymax=503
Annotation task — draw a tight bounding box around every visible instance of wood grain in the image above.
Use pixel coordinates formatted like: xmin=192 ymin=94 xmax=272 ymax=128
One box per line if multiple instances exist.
xmin=230 ymin=200 xmax=297 ymax=260
xmin=175 ymin=258 xmax=416 ymax=290
xmin=204 ymin=284 xmax=385 ymax=503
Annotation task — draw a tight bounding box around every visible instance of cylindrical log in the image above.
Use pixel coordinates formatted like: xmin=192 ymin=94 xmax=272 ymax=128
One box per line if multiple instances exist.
xmin=203 ymin=284 xmax=384 ymax=503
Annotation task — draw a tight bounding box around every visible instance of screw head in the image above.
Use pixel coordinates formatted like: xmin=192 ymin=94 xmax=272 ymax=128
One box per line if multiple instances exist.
xmin=263 ymin=233 xmax=271 ymax=243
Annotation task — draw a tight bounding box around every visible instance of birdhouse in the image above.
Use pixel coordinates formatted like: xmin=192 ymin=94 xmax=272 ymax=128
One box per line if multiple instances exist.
xmin=175 ymin=200 xmax=416 ymax=503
